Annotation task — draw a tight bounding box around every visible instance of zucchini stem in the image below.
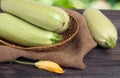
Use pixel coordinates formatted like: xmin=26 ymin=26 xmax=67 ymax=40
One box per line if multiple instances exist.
xmin=105 ymin=37 xmax=116 ymax=49
xmin=14 ymin=60 xmax=34 ymax=65
xmin=51 ymin=33 xmax=63 ymax=44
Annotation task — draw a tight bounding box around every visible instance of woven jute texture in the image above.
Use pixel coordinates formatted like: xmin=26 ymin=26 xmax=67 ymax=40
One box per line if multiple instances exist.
xmin=0 ymin=9 xmax=97 ymax=69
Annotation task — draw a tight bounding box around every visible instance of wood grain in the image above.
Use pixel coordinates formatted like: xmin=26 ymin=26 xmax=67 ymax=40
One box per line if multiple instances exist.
xmin=0 ymin=9 xmax=120 ymax=78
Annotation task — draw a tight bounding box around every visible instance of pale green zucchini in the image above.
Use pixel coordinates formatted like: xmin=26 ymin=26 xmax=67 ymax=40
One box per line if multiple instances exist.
xmin=1 ymin=0 xmax=70 ymax=33
xmin=0 ymin=13 xmax=62 ymax=47
xmin=83 ymin=8 xmax=118 ymax=48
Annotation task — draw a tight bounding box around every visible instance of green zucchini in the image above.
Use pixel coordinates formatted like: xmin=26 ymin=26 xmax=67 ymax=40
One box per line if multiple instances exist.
xmin=0 ymin=13 xmax=62 ymax=47
xmin=83 ymin=8 xmax=118 ymax=48
xmin=1 ymin=0 xmax=70 ymax=33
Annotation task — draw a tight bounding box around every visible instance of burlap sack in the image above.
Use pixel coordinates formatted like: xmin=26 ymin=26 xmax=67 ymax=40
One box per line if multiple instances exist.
xmin=0 ymin=9 xmax=97 ymax=70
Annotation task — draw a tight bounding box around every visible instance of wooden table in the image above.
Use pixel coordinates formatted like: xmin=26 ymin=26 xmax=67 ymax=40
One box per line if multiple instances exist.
xmin=0 ymin=9 xmax=120 ymax=78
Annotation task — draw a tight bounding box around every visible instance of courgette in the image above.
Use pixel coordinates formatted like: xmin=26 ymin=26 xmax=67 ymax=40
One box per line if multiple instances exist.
xmin=0 ymin=13 xmax=62 ymax=46
xmin=83 ymin=8 xmax=118 ymax=48
xmin=1 ymin=0 xmax=70 ymax=33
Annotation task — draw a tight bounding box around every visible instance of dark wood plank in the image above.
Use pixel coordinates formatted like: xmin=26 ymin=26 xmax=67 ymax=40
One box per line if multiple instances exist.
xmin=0 ymin=9 xmax=120 ymax=78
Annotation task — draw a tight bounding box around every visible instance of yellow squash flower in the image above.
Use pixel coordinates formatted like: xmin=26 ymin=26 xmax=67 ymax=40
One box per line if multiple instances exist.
xmin=35 ymin=61 xmax=64 ymax=74
xmin=14 ymin=60 xmax=64 ymax=74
